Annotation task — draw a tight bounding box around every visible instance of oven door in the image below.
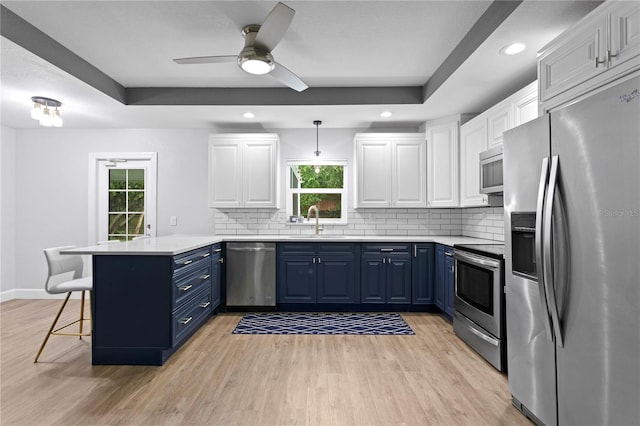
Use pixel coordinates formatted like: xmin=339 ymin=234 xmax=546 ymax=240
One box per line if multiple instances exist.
xmin=454 ymin=249 xmax=503 ymax=338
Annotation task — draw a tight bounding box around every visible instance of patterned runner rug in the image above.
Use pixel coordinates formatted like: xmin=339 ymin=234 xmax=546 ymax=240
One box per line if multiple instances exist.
xmin=231 ymin=312 xmax=415 ymax=335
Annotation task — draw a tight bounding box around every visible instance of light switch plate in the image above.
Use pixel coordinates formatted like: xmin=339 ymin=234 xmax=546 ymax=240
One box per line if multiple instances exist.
xmin=170 ymin=216 xmax=177 ymax=226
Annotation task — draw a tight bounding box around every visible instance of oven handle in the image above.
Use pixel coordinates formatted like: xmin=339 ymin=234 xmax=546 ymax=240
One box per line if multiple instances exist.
xmin=454 ymin=312 xmax=499 ymax=347
xmin=454 ymin=250 xmax=500 ymax=270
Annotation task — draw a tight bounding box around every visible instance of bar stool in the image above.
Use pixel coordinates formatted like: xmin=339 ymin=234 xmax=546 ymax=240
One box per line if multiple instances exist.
xmin=34 ymin=246 xmax=93 ymax=363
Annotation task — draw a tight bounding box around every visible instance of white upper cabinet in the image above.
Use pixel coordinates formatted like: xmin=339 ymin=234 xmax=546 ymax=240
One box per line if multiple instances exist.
xmin=354 ymin=133 xmax=426 ymax=208
xmin=208 ymin=134 xmax=279 ymax=208
xmin=459 ymin=120 xmax=488 ymax=207
xmin=426 ymin=120 xmax=459 ymax=208
xmin=459 ymin=81 xmax=538 ymax=207
xmin=539 ymin=1 xmax=639 ymax=112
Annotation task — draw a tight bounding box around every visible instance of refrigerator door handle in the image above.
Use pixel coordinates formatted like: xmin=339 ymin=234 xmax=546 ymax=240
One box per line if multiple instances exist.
xmin=543 ymin=155 xmax=564 ymax=347
xmin=535 ymin=157 xmax=554 ymax=342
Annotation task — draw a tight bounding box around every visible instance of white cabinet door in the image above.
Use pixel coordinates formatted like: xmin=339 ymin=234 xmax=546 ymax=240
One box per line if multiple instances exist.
xmin=391 ymin=138 xmax=426 ymax=208
xmin=427 ymin=122 xmax=459 ymax=208
xmin=513 ymin=82 xmax=539 ymax=126
xmin=459 ymin=120 xmax=488 ymax=207
xmin=209 ymin=142 xmax=242 ymax=207
xmin=209 ymin=134 xmax=278 ymax=208
xmin=610 ymin=2 xmax=640 ymax=68
xmin=486 ymin=102 xmax=512 ymax=148
xmin=356 ymin=138 xmax=391 ymax=207
xmin=243 ymin=140 xmax=277 ymax=207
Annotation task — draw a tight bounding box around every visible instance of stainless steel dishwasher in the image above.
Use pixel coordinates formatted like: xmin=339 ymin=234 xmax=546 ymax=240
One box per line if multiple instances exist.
xmin=226 ymin=242 xmax=276 ymax=306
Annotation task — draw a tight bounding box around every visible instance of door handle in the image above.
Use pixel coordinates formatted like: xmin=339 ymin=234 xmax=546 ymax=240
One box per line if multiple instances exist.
xmin=536 ymin=157 xmax=554 ymax=342
xmin=543 ymin=155 xmax=564 ymax=347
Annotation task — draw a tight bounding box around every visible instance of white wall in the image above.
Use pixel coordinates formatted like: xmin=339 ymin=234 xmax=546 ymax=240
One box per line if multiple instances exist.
xmin=11 ymin=128 xmax=215 ymax=297
xmin=1 ymin=126 xmax=17 ymax=300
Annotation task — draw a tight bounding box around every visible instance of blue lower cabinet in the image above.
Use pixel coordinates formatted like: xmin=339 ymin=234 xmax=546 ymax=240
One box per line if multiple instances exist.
xmin=360 ymin=254 xmax=386 ymax=303
xmin=361 ymin=244 xmax=412 ymax=304
xmin=435 ymin=244 xmax=454 ymax=319
xmin=412 ymin=244 xmax=435 ymax=304
xmin=92 ymin=244 xmax=218 ymax=365
xmin=277 ymin=243 xmax=358 ymax=304
xmin=444 ymin=250 xmax=455 ymax=317
xmin=278 ymin=256 xmax=317 ymax=303
xmin=211 ymin=251 xmax=222 ymax=310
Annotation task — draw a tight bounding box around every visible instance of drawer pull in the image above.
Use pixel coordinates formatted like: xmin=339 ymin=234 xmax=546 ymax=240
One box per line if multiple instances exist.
xmin=380 ymin=248 xmax=394 ymax=252
xmin=219 ymin=258 xmax=224 ymax=264
xmin=445 ymin=252 xmax=453 ymax=257
xmin=213 ymin=248 xmax=222 ymax=253
xmin=200 ymin=301 xmax=211 ymax=308
xmin=179 ymin=317 xmax=193 ymax=325
xmin=202 ymin=253 xmax=211 ymax=258
xmin=182 ymin=260 xmax=193 ymax=265
xmin=180 ymin=285 xmax=193 ymax=291
xmin=201 ymin=274 xmax=211 ymax=280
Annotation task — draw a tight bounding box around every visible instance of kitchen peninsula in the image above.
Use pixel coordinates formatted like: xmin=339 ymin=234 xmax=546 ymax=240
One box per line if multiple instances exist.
xmin=68 ymin=234 xmax=496 ymax=365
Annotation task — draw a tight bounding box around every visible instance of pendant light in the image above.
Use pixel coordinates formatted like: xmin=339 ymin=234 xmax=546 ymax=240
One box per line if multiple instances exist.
xmin=313 ymin=120 xmax=322 ymax=174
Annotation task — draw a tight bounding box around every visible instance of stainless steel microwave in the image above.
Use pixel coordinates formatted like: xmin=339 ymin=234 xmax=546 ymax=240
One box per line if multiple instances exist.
xmin=479 ymin=145 xmax=503 ymax=194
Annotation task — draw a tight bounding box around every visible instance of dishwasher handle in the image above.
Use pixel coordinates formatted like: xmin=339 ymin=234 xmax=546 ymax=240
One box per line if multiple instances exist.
xmin=227 ymin=247 xmax=276 ymax=252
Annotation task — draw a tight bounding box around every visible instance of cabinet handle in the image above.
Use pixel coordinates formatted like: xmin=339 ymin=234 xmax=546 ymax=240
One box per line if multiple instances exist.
xmin=219 ymin=258 xmax=224 ymax=264
xmin=380 ymin=248 xmax=394 ymax=252
xmin=200 ymin=301 xmax=211 ymax=309
xmin=445 ymin=252 xmax=453 ymax=257
xmin=607 ymin=50 xmax=618 ymax=63
xmin=202 ymin=253 xmax=211 ymax=258
xmin=318 ymin=257 xmax=321 ymax=264
xmin=180 ymin=285 xmax=193 ymax=291
xmin=388 ymin=257 xmax=392 ymax=264
xmin=183 ymin=260 xmax=193 ymax=265
xmin=201 ymin=274 xmax=211 ymax=280
xmin=383 ymin=258 xmax=386 ymax=264
xmin=450 ymin=266 xmax=455 ymax=272
xmin=414 ymin=245 xmax=417 ymax=257
xmin=213 ymin=249 xmax=222 ymax=253
xmin=313 ymin=258 xmax=316 ymax=263
xmin=179 ymin=317 xmax=193 ymax=325
xmin=595 ymin=56 xmax=607 ymax=67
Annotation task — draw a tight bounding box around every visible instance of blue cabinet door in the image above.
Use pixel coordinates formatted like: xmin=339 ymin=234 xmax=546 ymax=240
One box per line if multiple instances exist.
xmin=444 ymin=250 xmax=455 ymax=317
xmin=361 ymin=254 xmax=385 ymax=303
xmin=412 ymin=244 xmax=435 ymax=304
xmin=278 ymin=256 xmax=316 ymax=303
xmin=386 ymin=255 xmax=412 ymax=303
xmin=211 ymin=252 xmax=221 ymax=309
xmin=317 ymin=254 xmax=356 ymax=303
xmin=435 ymin=244 xmax=445 ymax=310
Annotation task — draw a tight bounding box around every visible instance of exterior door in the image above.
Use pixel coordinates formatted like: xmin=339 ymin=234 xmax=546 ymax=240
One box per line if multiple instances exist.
xmin=91 ymin=153 xmax=157 ymax=243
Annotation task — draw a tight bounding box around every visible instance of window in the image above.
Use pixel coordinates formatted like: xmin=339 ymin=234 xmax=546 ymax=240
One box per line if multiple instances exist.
xmin=286 ymin=160 xmax=347 ymax=223
xmin=89 ymin=152 xmax=157 ymax=243
xmin=107 ymin=168 xmax=146 ymax=240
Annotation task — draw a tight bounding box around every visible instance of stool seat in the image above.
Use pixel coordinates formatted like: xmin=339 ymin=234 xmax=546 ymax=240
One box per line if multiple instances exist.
xmin=47 ymin=276 xmax=92 ymax=294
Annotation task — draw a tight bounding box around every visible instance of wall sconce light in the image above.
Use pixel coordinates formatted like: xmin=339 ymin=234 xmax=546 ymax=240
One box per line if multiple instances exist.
xmin=31 ymin=96 xmax=63 ymax=127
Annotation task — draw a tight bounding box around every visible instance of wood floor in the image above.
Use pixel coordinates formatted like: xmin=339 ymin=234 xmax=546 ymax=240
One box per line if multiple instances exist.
xmin=1 ymin=299 xmax=531 ymax=426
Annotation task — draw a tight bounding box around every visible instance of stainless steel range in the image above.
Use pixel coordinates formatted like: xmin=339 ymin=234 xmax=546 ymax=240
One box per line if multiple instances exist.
xmin=452 ymin=244 xmax=506 ymax=372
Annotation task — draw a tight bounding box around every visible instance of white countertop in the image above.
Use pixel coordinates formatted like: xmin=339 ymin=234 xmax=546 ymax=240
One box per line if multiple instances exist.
xmin=63 ymin=234 xmax=500 ymax=256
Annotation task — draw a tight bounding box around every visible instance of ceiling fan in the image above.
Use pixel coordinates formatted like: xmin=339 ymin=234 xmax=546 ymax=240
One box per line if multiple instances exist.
xmin=173 ymin=2 xmax=308 ymax=92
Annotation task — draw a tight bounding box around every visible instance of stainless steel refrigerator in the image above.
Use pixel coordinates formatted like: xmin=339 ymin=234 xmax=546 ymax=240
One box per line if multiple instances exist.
xmin=503 ymin=74 xmax=639 ymax=426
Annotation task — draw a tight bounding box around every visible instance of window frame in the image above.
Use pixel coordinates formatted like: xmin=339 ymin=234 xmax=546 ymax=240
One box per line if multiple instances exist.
xmin=285 ymin=159 xmax=348 ymax=225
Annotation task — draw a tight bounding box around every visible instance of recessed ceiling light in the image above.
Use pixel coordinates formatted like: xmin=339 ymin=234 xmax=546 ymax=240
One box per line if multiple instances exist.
xmin=380 ymin=111 xmax=393 ymax=118
xmin=243 ymin=112 xmax=255 ymax=119
xmin=500 ymin=42 xmax=526 ymax=56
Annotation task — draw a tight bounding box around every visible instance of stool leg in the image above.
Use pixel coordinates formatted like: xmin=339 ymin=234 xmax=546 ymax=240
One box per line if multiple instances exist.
xmin=79 ymin=290 xmax=85 ymax=338
xmin=34 ymin=292 xmax=72 ymax=363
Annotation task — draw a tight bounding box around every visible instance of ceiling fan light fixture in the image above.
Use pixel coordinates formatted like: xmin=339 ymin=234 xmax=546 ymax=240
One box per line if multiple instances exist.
xmin=238 ymin=48 xmax=275 ymax=75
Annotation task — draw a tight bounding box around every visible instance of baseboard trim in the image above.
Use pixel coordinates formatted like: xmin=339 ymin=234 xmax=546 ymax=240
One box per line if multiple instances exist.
xmin=0 ymin=289 xmax=84 ymax=303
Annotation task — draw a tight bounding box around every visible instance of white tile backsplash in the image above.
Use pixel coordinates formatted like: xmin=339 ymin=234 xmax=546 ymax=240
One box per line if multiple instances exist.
xmin=214 ymin=206 xmax=504 ymax=241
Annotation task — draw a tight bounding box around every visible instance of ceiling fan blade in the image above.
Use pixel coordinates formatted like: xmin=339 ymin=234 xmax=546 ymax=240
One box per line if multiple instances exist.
xmin=254 ymin=2 xmax=295 ymax=51
xmin=173 ymin=55 xmax=237 ymax=65
xmin=270 ymin=62 xmax=308 ymax=92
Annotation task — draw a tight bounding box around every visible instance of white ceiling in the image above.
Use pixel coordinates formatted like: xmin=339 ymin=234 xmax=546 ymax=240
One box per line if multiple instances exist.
xmin=0 ymin=1 xmax=600 ymax=130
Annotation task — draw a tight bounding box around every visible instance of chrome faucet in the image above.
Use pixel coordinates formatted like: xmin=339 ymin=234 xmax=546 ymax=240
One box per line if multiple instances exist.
xmin=307 ymin=205 xmax=323 ymax=235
